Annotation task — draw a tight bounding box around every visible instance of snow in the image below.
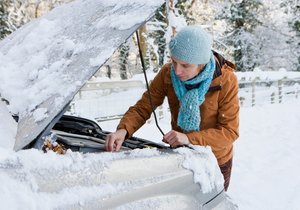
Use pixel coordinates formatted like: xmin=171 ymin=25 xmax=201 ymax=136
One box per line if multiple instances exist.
xmin=229 ymin=101 xmax=300 ymax=210
xmin=33 ymin=108 xmax=49 ymax=123
xmin=236 ymin=67 xmax=300 ymax=82
xmin=176 ymin=146 xmax=224 ymax=193
xmin=0 ymin=100 xmax=17 ymax=149
xmin=0 ymin=136 xmax=221 ymax=209
xmin=0 ymin=18 xmax=63 ymax=116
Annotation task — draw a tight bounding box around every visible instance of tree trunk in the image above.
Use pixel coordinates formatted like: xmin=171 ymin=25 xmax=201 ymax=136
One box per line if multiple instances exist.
xmin=138 ymin=25 xmax=150 ymax=70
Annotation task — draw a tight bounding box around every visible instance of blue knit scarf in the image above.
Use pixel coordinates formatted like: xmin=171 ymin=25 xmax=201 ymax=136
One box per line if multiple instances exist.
xmin=171 ymin=54 xmax=216 ymax=132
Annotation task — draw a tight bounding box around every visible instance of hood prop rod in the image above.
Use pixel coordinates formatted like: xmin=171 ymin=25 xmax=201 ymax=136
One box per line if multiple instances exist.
xmin=135 ymin=30 xmax=165 ymax=136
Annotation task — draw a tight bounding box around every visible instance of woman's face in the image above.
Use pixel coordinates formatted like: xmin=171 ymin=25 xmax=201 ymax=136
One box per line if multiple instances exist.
xmin=171 ymin=56 xmax=205 ymax=81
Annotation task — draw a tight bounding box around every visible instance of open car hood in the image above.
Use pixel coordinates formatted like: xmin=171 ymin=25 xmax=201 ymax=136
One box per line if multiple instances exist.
xmin=0 ymin=0 xmax=165 ymax=151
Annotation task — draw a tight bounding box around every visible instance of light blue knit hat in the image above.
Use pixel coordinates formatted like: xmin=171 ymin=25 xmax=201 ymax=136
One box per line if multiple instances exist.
xmin=169 ymin=25 xmax=212 ymax=64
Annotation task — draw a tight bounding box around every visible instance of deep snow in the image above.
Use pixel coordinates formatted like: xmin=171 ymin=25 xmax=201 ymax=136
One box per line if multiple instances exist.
xmin=229 ymin=101 xmax=300 ymax=210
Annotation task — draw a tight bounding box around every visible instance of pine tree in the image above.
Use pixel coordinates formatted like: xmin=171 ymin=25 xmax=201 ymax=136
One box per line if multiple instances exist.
xmin=119 ymin=43 xmax=130 ymax=80
xmin=0 ymin=1 xmax=12 ymax=40
xmin=175 ymin=0 xmax=196 ymax=24
xmin=6 ymin=0 xmax=31 ymax=32
xmin=218 ymin=0 xmax=263 ymax=71
xmin=1 ymin=0 xmax=74 ymax=40
xmin=282 ymin=0 xmax=300 ymax=71
xmin=148 ymin=4 xmax=168 ymax=68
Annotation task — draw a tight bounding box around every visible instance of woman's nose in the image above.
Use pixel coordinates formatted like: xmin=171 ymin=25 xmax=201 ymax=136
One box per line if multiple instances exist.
xmin=174 ymin=65 xmax=183 ymax=76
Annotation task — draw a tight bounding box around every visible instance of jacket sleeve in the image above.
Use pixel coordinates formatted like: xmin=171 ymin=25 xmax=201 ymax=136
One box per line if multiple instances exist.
xmin=186 ymin=71 xmax=240 ymax=153
xmin=117 ymin=66 xmax=167 ymax=138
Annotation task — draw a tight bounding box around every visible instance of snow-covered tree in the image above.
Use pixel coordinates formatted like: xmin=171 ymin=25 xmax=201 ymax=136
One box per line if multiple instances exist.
xmin=252 ymin=1 xmax=289 ymax=71
xmin=1 ymin=0 xmax=74 ymax=40
xmin=217 ymin=0 xmax=264 ymax=71
xmin=250 ymin=0 xmax=299 ymax=71
xmin=6 ymin=0 xmax=31 ymax=31
xmin=147 ymin=4 xmax=168 ymax=68
xmin=0 ymin=1 xmax=12 ymax=40
xmin=282 ymin=0 xmax=300 ymax=71
xmin=0 ymin=0 xmax=31 ymax=39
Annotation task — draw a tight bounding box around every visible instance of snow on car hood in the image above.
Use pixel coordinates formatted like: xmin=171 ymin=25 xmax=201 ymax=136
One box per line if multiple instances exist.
xmin=0 ymin=0 xmax=165 ymax=151
xmin=0 ymin=146 xmax=223 ymax=209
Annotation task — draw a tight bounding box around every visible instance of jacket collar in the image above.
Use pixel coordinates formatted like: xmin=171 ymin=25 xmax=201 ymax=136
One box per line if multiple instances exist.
xmin=212 ymin=50 xmax=236 ymax=80
xmin=212 ymin=50 xmax=223 ymax=80
xmin=207 ymin=51 xmax=236 ymax=92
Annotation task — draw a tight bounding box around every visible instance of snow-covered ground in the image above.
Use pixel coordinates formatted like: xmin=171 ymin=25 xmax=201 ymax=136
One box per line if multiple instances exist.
xmin=229 ymin=100 xmax=300 ymax=210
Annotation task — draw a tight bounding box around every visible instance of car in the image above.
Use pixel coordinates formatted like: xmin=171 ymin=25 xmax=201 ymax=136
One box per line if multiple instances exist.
xmin=0 ymin=0 xmax=238 ymax=209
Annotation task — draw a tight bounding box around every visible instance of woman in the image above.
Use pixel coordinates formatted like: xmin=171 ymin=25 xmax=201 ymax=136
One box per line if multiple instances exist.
xmin=105 ymin=25 xmax=239 ymax=191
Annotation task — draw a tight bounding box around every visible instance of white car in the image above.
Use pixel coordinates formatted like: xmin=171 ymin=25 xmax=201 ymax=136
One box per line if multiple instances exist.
xmin=0 ymin=0 xmax=238 ymax=209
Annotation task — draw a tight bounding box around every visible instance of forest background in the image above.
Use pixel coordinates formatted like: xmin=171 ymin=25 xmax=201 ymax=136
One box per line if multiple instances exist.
xmin=0 ymin=0 xmax=299 ymax=79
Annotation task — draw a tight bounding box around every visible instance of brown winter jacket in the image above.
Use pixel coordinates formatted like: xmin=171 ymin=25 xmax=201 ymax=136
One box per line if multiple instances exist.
xmin=117 ymin=52 xmax=240 ymax=165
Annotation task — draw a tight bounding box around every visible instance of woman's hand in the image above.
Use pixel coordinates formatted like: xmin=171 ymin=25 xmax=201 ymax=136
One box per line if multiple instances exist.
xmin=162 ymin=130 xmax=190 ymax=148
xmin=105 ymin=129 xmax=127 ymax=152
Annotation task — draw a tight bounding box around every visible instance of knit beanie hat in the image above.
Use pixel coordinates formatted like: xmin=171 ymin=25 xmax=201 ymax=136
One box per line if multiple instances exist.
xmin=169 ymin=25 xmax=212 ymax=65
